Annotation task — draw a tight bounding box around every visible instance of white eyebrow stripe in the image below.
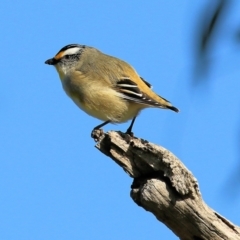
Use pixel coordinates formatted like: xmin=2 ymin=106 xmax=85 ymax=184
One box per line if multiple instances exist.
xmin=62 ymin=47 xmax=80 ymax=56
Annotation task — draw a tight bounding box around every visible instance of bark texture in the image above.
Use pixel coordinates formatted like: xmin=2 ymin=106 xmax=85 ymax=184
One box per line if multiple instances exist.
xmin=91 ymin=130 xmax=240 ymax=240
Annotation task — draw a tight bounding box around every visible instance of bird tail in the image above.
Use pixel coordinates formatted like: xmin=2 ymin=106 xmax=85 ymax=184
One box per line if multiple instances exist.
xmin=166 ymin=105 xmax=179 ymax=113
xmin=157 ymin=95 xmax=179 ymax=112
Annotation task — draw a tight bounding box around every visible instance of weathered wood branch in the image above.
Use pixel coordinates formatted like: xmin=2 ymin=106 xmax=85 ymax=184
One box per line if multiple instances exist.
xmin=91 ymin=130 xmax=240 ymax=240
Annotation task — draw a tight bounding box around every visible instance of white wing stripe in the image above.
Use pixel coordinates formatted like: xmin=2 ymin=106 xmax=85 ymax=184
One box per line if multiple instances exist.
xmin=117 ymin=84 xmax=138 ymax=88
xmin=120 ymin=89 xmax=143 ymax=97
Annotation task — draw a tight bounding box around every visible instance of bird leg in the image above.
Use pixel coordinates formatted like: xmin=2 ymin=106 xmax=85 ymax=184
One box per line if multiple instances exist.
xmin=93 ymin=120 xmax=111 ymax=130
xmin=126 ymin=117 xmax=136 ymax=135
xmin=92 ymin=117 xmax=136 ymax=136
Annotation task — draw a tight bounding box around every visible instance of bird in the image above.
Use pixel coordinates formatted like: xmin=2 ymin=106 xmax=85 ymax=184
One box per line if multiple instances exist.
xmin=45 ymin=44 xmax=179 ymax=134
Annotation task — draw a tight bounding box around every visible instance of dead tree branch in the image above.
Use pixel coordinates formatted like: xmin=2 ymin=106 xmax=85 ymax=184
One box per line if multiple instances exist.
xmin=91 ymin=130 xmax=240 ymax=240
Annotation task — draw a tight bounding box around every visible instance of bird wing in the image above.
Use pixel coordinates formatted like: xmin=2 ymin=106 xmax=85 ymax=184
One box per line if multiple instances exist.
xmin=114 ymin=78 xmax=168 ymax=108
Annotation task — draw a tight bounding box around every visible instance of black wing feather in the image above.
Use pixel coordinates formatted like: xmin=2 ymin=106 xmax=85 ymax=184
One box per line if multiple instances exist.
xmin=140 ymin=77 xmax=152 ymax=89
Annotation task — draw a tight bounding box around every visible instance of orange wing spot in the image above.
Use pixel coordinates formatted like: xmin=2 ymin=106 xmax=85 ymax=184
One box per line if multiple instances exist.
xmin=55 ymin=51 xmax=64 ymax=60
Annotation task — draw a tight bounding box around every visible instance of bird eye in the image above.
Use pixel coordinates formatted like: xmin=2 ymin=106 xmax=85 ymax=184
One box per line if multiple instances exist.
xmin=64 ymin=55 xmax=70 ymax=59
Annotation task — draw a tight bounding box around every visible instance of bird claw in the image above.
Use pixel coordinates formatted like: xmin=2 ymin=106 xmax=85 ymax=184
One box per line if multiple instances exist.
xmin=91 ymin=128 xmax=104 ymax=142
xmin=125 ymin=130 xmax=134 ymax=137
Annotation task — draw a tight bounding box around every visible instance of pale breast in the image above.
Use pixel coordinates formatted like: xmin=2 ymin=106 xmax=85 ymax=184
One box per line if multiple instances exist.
xmin=59 ymin=72 xmax=144 ymax=123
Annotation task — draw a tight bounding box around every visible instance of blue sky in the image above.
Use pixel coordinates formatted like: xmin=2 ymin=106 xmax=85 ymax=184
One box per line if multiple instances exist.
xmin=1 ymin=1 xmax=240 ymax=239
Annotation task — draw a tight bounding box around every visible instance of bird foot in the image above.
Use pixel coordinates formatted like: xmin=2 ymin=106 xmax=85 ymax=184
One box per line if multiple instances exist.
xmin=91 ymin=128 xmax=104 ymax=142
xmin=125 ymin=130 xmax=134 ymax=137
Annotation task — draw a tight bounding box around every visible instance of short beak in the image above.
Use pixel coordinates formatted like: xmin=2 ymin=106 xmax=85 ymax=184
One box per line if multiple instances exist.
xmin=45 ymin=58 xmax=57 ymax=65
